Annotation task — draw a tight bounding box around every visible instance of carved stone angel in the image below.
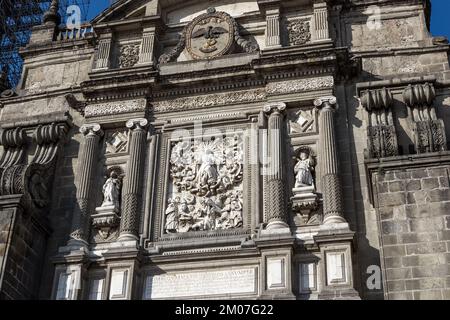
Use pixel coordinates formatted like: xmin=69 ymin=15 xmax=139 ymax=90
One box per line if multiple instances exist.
xmin=294 ymin=149 xmax=316 ymax=188
xmin=101 ymin=171 xmax=122 ymax=209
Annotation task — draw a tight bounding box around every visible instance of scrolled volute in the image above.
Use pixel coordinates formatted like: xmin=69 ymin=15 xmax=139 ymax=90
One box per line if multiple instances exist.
xmin=403 ymin=83 xmax=436 ymax=108
xmin=360 ymin=87 xmax=393 ymax=112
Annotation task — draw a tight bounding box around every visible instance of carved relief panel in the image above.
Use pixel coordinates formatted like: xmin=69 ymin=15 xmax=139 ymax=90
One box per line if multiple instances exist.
xmin=112 ymin=32 xmax=142 ymax=69
xmin=287 ymin=19 xmax=311 ymax=46
xmin=288 ymin=107 xmax=318 ymax=136
xmin=282 ymin=13 xmax=312 ymax=47
xmin=150 ymin=126 xmax=252 ymax=244
xmin=165 ymin=135 xmax=244 ymax=234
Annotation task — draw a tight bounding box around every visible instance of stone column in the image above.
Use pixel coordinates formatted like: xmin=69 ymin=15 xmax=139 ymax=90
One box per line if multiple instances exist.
xmin=69 ymin=124 xmax=103 ymax=245
xmin=94 ymin=30 xmax=113 ymax=70
xmin=314 ymin=96 xmax=346 ymax=225
xmin=119 ymin=119 xmax=149 ymax=241
xmin=312 ymin=0 xmax=330 ymax=41
xmin=264 ymin=103 xmax=288 ymax=230
xmin=265 ymin=8 xmax=282 ymax=48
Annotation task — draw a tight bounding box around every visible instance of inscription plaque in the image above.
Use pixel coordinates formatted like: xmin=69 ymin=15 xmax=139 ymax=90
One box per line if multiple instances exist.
xmin=143 ymin=268 xmax=257 ymax=299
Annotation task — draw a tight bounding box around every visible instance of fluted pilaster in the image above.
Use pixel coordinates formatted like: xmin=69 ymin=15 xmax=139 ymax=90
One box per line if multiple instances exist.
xmin=95 ymin=31 xmax=113 ymax=70
xmin=69 ymin=124 xmax=103 ymax=245
xmin=312 ymin=0 xmax=330 ymax=41
xmin=263 ymin=103 xmax=288 ymax=230
xmin=314 ymin=96 xmax=346 ymax=225
xmin=266 ymin=11 xmax=281 ymax=48
xmin=119 ymin=118 xmax=149 ymax=241
xmin=138 ymin=29 xmax=156 ymax=65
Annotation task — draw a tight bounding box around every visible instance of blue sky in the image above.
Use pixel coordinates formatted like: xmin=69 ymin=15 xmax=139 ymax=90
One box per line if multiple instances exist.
xmin=87 ymin=0 xmax=450 ymax=37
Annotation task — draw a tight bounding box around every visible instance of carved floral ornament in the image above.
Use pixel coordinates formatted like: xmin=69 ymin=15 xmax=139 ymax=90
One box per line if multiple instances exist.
xmin=287 ymin=19 xmax=311 ymax=46
xmin=165 ymin=135 xmax=244 ymax=234
xmin=118 ymin=44 xmax=140 ymax=68
xmin=159 ymin=8 xmax=259 ymax=64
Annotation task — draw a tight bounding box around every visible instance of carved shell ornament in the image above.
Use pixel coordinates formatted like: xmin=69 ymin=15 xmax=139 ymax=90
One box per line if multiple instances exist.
xmin=159 ymin=7 xmax=259 ymax=64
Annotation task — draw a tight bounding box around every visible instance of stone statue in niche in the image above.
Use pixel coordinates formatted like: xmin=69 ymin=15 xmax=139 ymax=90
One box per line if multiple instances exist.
xmin=291 ymin=147 xmax=320 ymax=226
xmin=165 ymin=136 xmax=244 ymax=234
xmin=101 ymin=170 xmax=122 ymax=210
xmin=294 ymin=149 xmax=316 ymax=189
xmin=92 ymin=168 xmax=124 ymax=241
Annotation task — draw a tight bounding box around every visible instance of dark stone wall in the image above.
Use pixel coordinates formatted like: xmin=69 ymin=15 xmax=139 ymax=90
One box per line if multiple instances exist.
xmin=0 ymin=208 xmax=47 ymax=300
xmin=374 ymin=166 xmax=450 ymax=300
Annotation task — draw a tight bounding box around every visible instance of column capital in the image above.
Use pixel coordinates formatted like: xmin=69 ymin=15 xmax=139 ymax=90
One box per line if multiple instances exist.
xmin=80 ymin=123 xmax=103 ymax=137
xmin=314 ymin=96 xmax=338 ymax=111
xmin=263 ymin=102 xmax=287 ymax=115
xmin=126 ymin=118 xmax=149 ymax=131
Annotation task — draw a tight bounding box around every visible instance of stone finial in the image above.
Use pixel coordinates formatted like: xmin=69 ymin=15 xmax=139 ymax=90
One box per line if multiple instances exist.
xmin=263 ymin=102 xmax=287 ymax=115
xmin=43 ymin=0 xmax=61 ymax=26
xmin=80 ymin=124 xmax=103 ymax=137
xmin=360 ymin=88 xmax=393 ymax=112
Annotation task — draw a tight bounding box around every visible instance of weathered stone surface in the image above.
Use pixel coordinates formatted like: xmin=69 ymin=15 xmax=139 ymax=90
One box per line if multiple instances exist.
xmin=0 ymin=0 xmax=449 ymax=302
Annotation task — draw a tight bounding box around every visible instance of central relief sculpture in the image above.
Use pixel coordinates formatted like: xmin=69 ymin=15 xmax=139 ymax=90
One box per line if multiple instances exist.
xmin=165 ymin=136 xmax=244 ymax=234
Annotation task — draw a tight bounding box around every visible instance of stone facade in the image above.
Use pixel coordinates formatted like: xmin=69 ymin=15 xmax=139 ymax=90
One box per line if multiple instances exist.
xmin=0 ymin=0 xmax=449 ymax=300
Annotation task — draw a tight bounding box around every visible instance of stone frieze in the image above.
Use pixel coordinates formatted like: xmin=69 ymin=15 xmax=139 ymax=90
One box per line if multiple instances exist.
xmin=85 ymin=99 xmax=147 ymax=118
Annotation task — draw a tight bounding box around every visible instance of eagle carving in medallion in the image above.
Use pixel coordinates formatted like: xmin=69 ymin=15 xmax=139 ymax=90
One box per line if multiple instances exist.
xmin=186 ymin=8 xmax=235 ymax=60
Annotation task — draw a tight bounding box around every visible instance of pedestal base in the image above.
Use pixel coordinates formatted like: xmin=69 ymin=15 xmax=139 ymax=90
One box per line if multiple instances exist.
xmin=291 ymin=187 xmax=320 ymax=226
xmin=266 ymin=220 xmax=290 ymax=231
xmin=92 ymin=206 xmax=120 ymax=240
